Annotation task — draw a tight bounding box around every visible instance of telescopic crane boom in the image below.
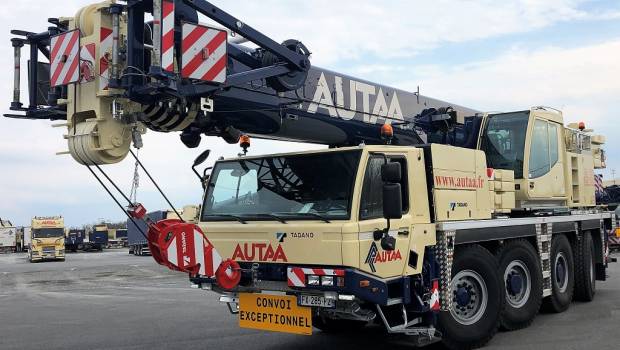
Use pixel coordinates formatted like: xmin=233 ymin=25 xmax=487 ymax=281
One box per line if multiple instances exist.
xmin=5 ymin=0 xmax=478 ymax=165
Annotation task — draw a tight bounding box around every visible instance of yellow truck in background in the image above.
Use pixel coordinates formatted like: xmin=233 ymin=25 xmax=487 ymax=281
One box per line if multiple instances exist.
xmin=30 ymin=216 xmax=65 ymax=262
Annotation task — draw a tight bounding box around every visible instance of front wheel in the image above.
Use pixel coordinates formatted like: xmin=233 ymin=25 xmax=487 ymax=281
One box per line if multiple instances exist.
xmin=438 ymin=245 xmax=504 ymax=350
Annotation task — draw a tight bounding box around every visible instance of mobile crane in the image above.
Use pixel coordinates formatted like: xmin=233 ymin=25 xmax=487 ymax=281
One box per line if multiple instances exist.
xmin=5 ymin=1 xmax=613 ymax=349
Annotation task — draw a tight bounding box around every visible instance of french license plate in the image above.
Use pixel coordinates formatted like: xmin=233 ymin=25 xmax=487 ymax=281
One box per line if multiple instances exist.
xmin=298 ymin=294 xmax=336 ymax=308
xmin=239 ymin=293 xmax=312 ymax=335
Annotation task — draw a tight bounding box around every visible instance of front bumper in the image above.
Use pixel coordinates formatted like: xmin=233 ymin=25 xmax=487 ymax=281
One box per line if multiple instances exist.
xmin=189 ymin=265 xmax=429 ymax=310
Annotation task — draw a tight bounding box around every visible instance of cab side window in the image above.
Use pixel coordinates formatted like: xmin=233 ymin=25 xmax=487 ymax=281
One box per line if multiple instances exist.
xmin=528 ymin=119 xmax=560 ymax=179
xmin=359 ymin=155 xmax=408 ymax=220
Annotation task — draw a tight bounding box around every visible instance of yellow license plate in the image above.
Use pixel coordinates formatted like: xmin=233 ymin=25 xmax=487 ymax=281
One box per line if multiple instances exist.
xmin=238 ymin=293 xmax=312 ymax=335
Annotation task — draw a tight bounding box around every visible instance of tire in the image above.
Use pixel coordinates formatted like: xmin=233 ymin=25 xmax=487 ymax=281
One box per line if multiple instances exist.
xmin=573 ymin=231 xmax=596 ymax=301
xmin=542 ymin=235 xmax=574 ymax=313
xmin=438 ymin=245 xmax=504 ymax=350
xmin=496 ymin=240 xmax=542 ymax=331
xmin=313 ymin=315 xmax=367 ymax=333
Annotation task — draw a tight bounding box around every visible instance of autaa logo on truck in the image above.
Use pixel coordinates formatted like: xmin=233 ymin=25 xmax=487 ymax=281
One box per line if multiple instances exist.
xmin=364 ymin=242 xmax=402 ymax=272
xmin=307 ymin=72 xmax=404 ymax=125
xmin=232 ymin=243 xmax=288 ymax=262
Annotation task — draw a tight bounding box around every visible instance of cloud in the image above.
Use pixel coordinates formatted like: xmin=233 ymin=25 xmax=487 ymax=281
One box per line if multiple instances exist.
xmin=394 ymin=38 xmax=620 ymax=175
xmin=202 ymin=0 xmax=596 ymax=65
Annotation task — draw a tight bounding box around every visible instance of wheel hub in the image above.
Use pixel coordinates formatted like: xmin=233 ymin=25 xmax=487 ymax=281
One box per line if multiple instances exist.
xmin=455 ymin=286 xmax=471 ymax=307
xmin=508 ymin=273 xmax=523 ymax=295
xmin=504 ymin=260 xmax=531 ymax=308
xmin=450 ymin=270 xmax=488 ymax=326
xmin=554 ymin=252 xmax=569 ymax=293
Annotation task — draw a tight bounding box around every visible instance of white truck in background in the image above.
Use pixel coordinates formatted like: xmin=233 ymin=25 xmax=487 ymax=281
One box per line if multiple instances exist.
xmin=0 ymin=218 xmax=17 ymax=253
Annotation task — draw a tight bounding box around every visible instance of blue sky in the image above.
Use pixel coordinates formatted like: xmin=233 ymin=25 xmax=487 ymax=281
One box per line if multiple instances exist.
xmin=1 ymin=0 xmax=619 ymax=227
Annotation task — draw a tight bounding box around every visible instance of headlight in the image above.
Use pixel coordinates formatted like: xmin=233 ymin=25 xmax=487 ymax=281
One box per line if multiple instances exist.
xmin=307 ymin=275 xmax=320 ymax=286
xmin=321 ymin=276 xmax=334 ymax=286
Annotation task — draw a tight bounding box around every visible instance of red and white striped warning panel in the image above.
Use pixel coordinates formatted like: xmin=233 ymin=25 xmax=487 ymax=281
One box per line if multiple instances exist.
xmin=430 ymin=280 xmax=440 ymax=311
xmin=165 ymin=226 xmax=223 ymax=277
xmin=181 ymin=22 xmax=227 ymax=82
xmin=79 ymin=43 xmax=96 ymax=83
xmin=287 ymin=267 xmax=345 ymax=287
xmin=99 ymin=27 xmax=113 ymax=90
xmin=161 ymin=0 xmax=175 ymax=72
xmin=50 ymin=29 xmax=80 ymax=87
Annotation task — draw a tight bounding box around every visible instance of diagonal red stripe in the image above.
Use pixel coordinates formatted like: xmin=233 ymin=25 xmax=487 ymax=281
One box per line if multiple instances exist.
xmin=205 ymin=31 xmax=226 ymax=58
xmin=163 ymin=0 xmax=174 ymax=16
xmin=182 ymin=25 xmax=208 ymax=53
xmin=162 ymin=30 xmax=174 ymax=51
xmin=63 ymin=47 xmax=80 ymax=84
xmin=201 ymin=55 xmax=227 ymax=81
xmin=181 ymin=43 xmax=212 ymax=78
xmin=294 ymin=269 xmax=306 ymax=285
xmin=51 ymin=32 xmax=66 ymax=65
xmin=101 ymin=27 xmax=112 ymax=42
xmin=51 ymin=31 xmax=79 ymax=86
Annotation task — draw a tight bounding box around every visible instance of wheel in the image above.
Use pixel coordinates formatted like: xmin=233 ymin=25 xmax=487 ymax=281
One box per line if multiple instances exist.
xmin=542 ymin=235 xmax=574 ymax=313
xmin=438 ymin=245 xmax=503 ymax=350
xmin=573 ymin=231 xmax=596 ymax=301
xmin=496 ymin=240 xmax=542 ymax=330
xmin=313 ymin=314 xmax=367 ymax=333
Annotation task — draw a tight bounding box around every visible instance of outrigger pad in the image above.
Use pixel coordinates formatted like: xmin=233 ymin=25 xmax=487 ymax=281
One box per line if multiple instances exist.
xmin=147 ymin=219 xmax=222 ymax=278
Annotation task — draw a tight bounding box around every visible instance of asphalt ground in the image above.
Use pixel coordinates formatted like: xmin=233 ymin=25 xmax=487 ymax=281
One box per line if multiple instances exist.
xmin=1 ymin=250 xmax=619 ymax=350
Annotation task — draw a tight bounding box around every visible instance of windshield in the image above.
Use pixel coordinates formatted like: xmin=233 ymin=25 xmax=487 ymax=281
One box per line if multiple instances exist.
xmin=480 ymin=111 xmax=529 ymax=179
xmin=202 ymin=150 xmax=361 ymax=221
xmin=32 ymin=228 xmax=64 ymax=238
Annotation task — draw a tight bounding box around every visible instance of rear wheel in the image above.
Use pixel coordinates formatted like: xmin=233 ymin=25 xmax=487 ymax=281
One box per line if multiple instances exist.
xmin=497 ymin=240 xmax=542 ymax=330
xmin=542 ymin=235 xmax=574 ymax=313
xmin=438 ymin=245 xmax=503 ymax=350
xmin=573 ymin=231 xmax=596 ymax=301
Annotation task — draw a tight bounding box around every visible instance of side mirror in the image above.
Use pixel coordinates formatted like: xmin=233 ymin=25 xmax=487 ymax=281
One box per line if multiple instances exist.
xmin=192 ymin=149 xmax=211 ymax=186
xmin=379 ymin=161 xmax=402 ymax=251
xmin=193 ymin=150 xmax=211 ymax=167
xmin=382 ymin=183 xmax=403 ymax=219
xmin=381 ymin=162 xmax=401 ymax=183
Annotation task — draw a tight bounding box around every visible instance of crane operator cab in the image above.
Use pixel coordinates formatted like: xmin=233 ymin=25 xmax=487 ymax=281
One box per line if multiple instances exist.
xmin=478 ymin=107 xmax=606 ymax=210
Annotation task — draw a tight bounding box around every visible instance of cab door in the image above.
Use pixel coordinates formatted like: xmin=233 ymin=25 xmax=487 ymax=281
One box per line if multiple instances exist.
xmin=527 ymin=118 xmax=565 ymax=198
xmin=357 ymin=153 xmax=412 ymax=278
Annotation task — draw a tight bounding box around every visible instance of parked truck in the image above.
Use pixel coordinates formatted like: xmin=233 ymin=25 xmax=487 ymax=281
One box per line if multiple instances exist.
xmin=65 ymin=229 xmax=87 ymax=252
xmin=0 ymin=218 xmax=17 ymax=253
xmin=83 ymin=224 xmax=108 ymax=251
xmin=29 ymin=217 xmax=65 ymax=262
xmin=5 ymin=1 xmax=614 ymax=349
xmin=22 ymin=226 xmax=31 ymax=252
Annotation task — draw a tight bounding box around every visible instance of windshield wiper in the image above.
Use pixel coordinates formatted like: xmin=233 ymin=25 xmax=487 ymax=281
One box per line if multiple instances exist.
xmin=253 ymin=213 xmax=287 ymax=223
xmin=203 ymin=214 xmax=247 ymax=224
xmin=272 ymin=212 xmax=331 ymax=223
